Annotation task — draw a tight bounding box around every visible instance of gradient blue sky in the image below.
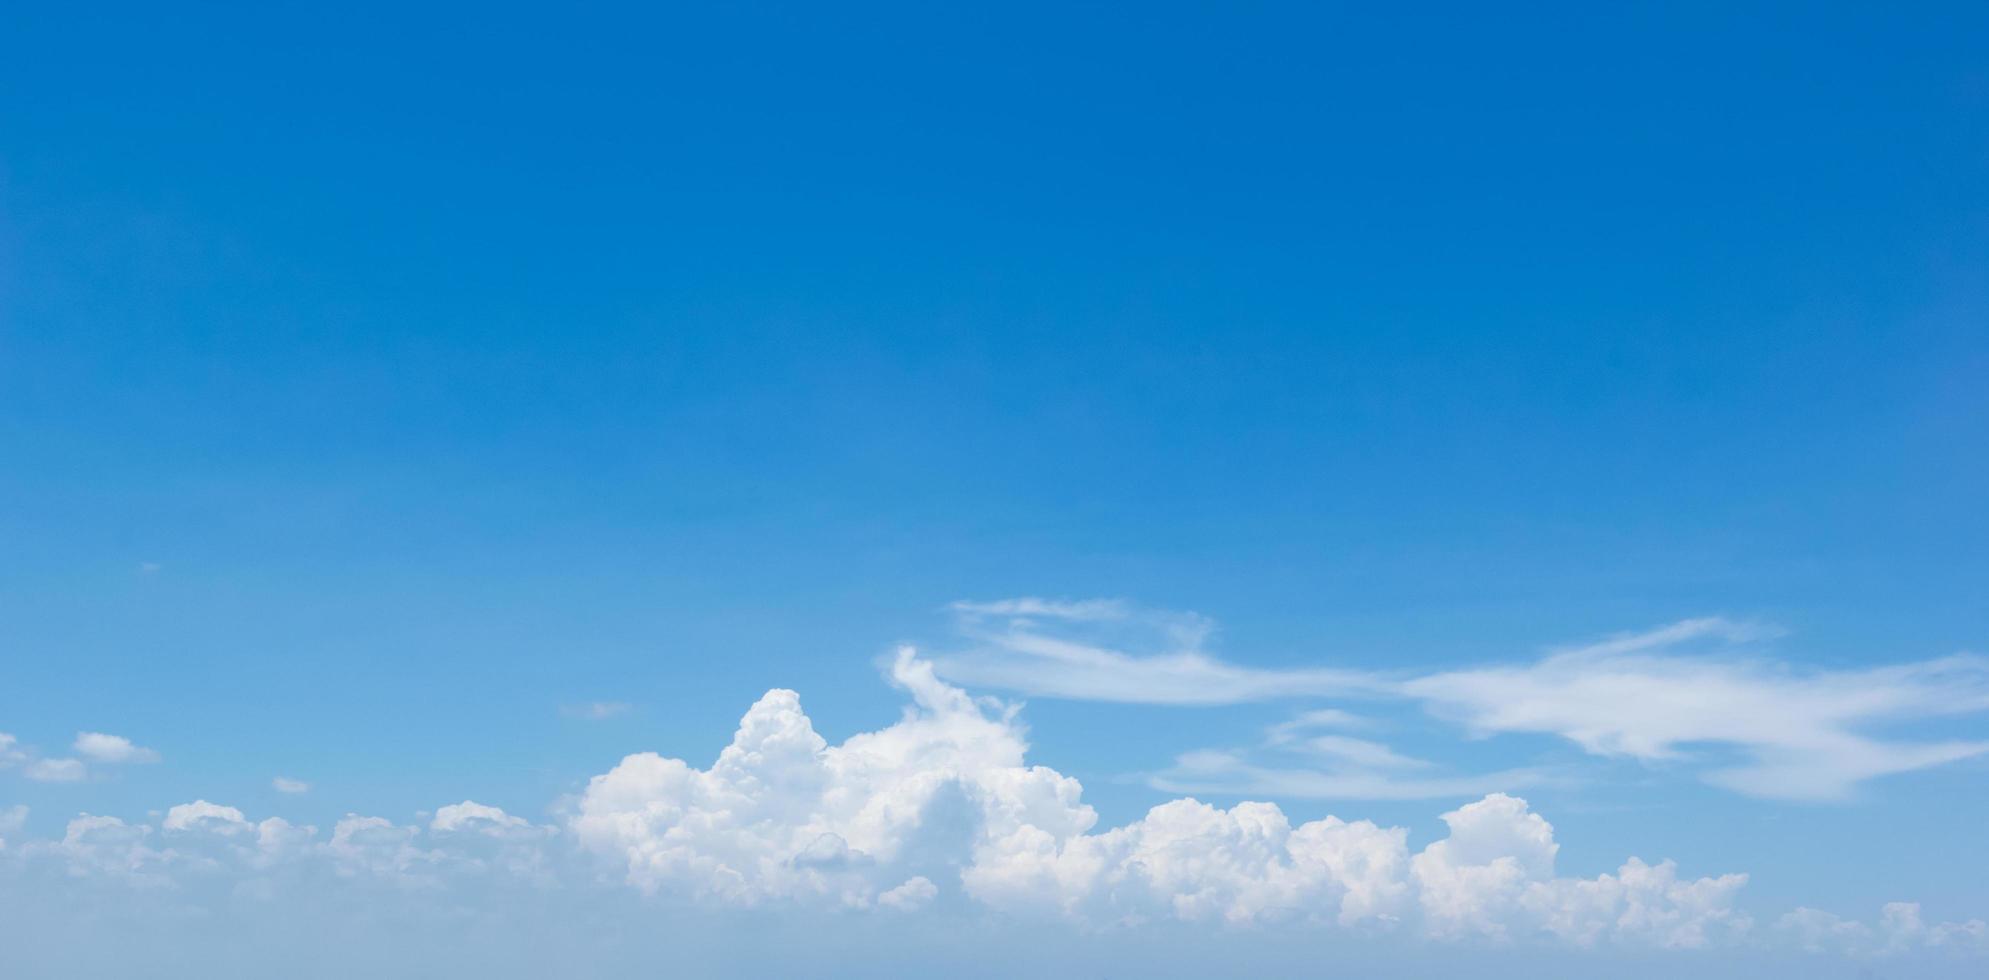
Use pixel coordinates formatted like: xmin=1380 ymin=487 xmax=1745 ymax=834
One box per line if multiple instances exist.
xmin=3 ymin=3 xmax=1988 ymax=976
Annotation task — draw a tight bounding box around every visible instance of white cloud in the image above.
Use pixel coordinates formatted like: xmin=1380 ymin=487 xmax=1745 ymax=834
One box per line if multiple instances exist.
xmin=561 ymin=701 xmax=632 ymax=720
xmin=3 ymin=732 xmax=159 ymax=785
xmin=73 ymin=732 xmax=160 ymax=765
xmin=153 ymin=800 xmax=319 ymax=873
xmin=878 ymin=875 xmax=938 ymax=911
xmin=426 ymin=801 xmax=556 ymax=881
xmin=163 ymin=800 xmax=252 ymax=835
xmin=0 ymin=651 xmax=1977 ymax=957
xmin=1148 ymin=749 xmax=1541 ymax=801
xmin=1264 ymin=709 xmax=1370 ymax=744
xmin=38 ymin=814 xmax=171 ymax=880
xmin=0 ymin=804 xmax=25 ymax=850
xmin=933 ymin=600 xmax=1375 ymax=705
xmin=24 ymin=758 xmax=86 ymax=783
xmin=1411 ymin=794 xmax=1751 ymax=947
xmin=1777 ymin=906 xmax=1874 ymax=952
xmin=935 ymin=602 xmax=1989 ymax=801
xmin=571 ymin=649 xmax=1748 ymax=940
xmin=272 ymin=776 xmax=310 ymax=794
xmin=0 ymin=733 xmax=24 ymax=768
xmin=1878 ymin=902 xmax=1989 ymax=951
xmin=1411 ymin=793 xmax=1559 ymax=939
xmin=1290 ymin=735 xmax=1433 ymax=770
xmin=948 ymin=597 xmax=1133 ymax=621
xmin=3 ymin=796 xmax=554 ymax=889
xmin=327 ymin=814 xmax=436 ymax=881
xmin=572 ymin=648 xmax=1095 ymax=908
xmin=4 ymin=733 xmax=90 ymax=782
xmin=1148 ymin=710 xmax=1538 ymax=802
xmin=1776 ymin=903 xmax=1989 ymax=955
xmin=966 ymin=794 xmax=1415 ymax=927
xmin=1403 ymin=619 xmax=1989 ymax=801
xmin=431 ymin=801 xmax=547 ymax=839
xmin=251 ymin=816 xmax=318 ymax=863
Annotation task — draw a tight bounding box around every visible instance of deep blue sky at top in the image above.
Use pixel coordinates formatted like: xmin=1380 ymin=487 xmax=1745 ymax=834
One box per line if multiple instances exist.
xmin=2 ymin=2 xmax=1986 ymax=902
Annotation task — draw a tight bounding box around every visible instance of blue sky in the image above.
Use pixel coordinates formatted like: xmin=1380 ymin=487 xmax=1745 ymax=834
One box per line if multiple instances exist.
xmin=3 ymin=2 xmax=1988 ymax=976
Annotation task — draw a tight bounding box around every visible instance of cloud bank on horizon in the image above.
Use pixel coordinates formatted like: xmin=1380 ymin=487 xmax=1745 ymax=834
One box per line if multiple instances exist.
xmin=1 ymin=641 xmax=1984 ymax=961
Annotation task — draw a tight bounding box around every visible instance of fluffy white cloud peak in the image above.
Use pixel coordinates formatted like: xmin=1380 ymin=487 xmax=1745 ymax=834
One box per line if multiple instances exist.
xmin=163 ymin=800 xmax=252 ymax=834
xmin=432 ymin=800 xmax=553 ymax=842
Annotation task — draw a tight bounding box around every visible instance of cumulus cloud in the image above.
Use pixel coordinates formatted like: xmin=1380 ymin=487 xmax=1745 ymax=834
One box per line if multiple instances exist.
xmin=326 ymin=814 xmax=436 ymax=881
xmin=74 ymin=732 xmax=160 ymax=765
xmin=41 ymin=814 xmax=172 ymax=880
xmin=5 ymin=733 xmax=90 ymax=782
xmin=1776 ymin=903 xmax=1989 ymax=955
xmin=878 ymin=875 xmax=938 ymax=911
xmin=432 ymin=801 xmax=528 ymax=834
xmin=965 ymin=795 xmax=1415 ymax=928
xmin=24 ymin=758 xmax=87 ymax=783
xmin=0 ymin=652 xmax=1978 ymax=960
xmin=0 ymin=733 xmax=24 ymax=769
xmin=0 ymin=804 xmax=25 ymax=850
xmin=570 ymin=649 xmax=1749 ymax=940
xmin=430 ymin=798 xmax=556 ymax=870
xmin=155 ymin=800 xmax=318 ymax=872
xmin=163 ymin=800 xmax=253 ymax=835
xmin=0 ymin=796 xmax=554 ymax=890
xmin=572 ymin=648 xmax=1091 ymax=908
xmin=0 ymin=732 xmax=159 ymax=783
xmin=1410 ymin=794 xmax=1750 ymax=947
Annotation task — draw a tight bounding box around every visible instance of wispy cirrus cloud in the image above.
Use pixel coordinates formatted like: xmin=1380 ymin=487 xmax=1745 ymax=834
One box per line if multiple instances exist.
xmin=933 ymin=598 xmax=1377 ymax=705
xmin=933 ymin=600 xmax=1989 ymax=801
xmin=1148 ymin=704 xmax=1543 ymax=801
xmin=1404 ymin=619 xmax=1989 ymax=801
xmin=1150 ymin=748 xmax=1545 ymax=801
xmin=561 ymin=701 xmax=632 ymax=720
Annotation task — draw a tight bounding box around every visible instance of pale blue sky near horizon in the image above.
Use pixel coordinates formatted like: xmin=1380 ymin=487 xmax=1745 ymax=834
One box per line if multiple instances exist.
xmin=3 ymin=3 xmax=1987 ymax=975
